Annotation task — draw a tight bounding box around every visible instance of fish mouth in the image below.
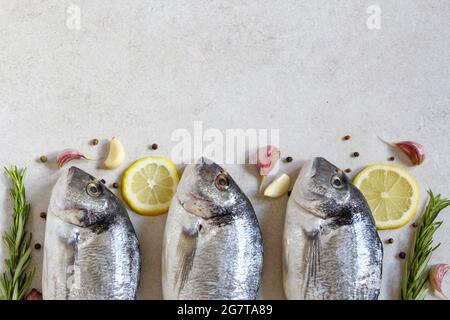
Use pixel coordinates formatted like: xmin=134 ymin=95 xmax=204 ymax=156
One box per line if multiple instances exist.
xmin=291 ymin=158 xmax=328 ymax=218
xmin=177 ymin=192 xmax=212 ymax=217
xmin=295 ymin=158 xmax=323 ymax=201
xmin=49 ymin=167 xmax=96 ymax=227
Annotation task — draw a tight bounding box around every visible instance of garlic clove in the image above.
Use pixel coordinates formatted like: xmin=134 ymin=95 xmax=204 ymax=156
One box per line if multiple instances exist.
xmin=104 ymin=137 xmax=126 ymax=169
xmin=26 ymin=288 xmax=43 ymax=300
xmin=395 ymin=141 xmax=425 ymax=166
xmin=264 ymin=173 xmax=291 ymax=198
xmin=429 ymin=264 xmax=449 ymax=299
xmin=56 ymin=149 xmax=88 ymax=168
xmin=256 ymin=145 xmax=280 ymax=176
xmin=256 ymin=145 xmax=280 ymax=193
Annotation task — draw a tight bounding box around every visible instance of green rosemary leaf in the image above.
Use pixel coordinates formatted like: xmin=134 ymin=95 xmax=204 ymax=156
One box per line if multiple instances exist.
xmin=401 ymin=190 xmax=450 ymax=300
xmin=0 ymin=167 xmax=35 ymax=300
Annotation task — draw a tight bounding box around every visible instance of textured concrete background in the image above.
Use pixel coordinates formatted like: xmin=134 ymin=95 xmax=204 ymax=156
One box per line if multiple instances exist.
xmin=0 ymin=0 xmax=449 ymax=300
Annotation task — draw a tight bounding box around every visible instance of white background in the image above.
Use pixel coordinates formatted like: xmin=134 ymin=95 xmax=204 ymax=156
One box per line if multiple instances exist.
xmin=0 ymin=1 xmax=449 ymax=299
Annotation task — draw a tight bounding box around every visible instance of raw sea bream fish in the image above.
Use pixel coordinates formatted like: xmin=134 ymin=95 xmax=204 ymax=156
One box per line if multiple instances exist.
xmin=43 ymin=167 xmax=141 ymax=300
xmin=283 ymin=157 xmax=383 ymax=300
xmin=162 ymin=158 xmax=263 ymax=299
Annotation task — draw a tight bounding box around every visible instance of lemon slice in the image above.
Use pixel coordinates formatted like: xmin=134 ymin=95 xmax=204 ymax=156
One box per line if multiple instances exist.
xmin=121 ymin=157 xmax=179 ymax=216
xmin=353 ymin=164 xmax=420 ymax=230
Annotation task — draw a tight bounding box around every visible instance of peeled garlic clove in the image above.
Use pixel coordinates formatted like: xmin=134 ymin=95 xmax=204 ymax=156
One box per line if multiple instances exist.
xmin=104 ymin=137 xmax=125 ymax=169
xmin=264 ymin=173 xmax=290 ymax=198
xmin=429 ymin=264 xmax=449 ymax=299
xmin=395 ymin=141 xmax=425 ymax=166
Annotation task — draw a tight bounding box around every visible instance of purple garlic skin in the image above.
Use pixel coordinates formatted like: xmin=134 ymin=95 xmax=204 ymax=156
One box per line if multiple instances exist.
xmin=395 ymin=141 xmax=425 ymax=165
xmin=56 ymin=149 xmax=88 ymax=168
xmin=429 ymin=264 xmax=449 ymax=299
xmin=256 ymin=145 xmax=280 ymax=176
xmin=26 ymin=288 xmax=43 ymax=300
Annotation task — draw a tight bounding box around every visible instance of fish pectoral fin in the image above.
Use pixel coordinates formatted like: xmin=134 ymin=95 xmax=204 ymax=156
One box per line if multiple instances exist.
xmin=303 ymin=229 xmax=321 ymax=298
xmin=175 ymin=224 xmax=200 ymax=294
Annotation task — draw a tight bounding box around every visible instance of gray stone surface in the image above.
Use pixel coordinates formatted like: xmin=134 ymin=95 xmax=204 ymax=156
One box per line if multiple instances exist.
xmin=0 ymin=1 xmax=449 ymax=299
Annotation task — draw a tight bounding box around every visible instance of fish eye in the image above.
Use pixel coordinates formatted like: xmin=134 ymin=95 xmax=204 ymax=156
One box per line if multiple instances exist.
xmin=331 ymin=175 xmax=344 ymax=189
xmin=86 ymin=182 xmax=102 ymax=197
xmin=215 ymin=173 xmax=230 ymax=191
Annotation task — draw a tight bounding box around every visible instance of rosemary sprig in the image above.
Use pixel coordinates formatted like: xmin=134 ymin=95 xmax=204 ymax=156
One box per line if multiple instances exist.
xmin=401 ymin=190 xmax=450 ymax=300
xmin=0 ymin=166 xmax=35 ymax=300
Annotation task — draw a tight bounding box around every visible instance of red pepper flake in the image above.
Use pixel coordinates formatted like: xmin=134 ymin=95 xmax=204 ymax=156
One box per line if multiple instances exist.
xmin=343 ymin=135 xmax=351 ymax=141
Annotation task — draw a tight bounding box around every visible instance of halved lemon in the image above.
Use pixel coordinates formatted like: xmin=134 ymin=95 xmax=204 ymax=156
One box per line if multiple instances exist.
xmin=121 ymin=157 xmax=179 ymax=216
xmin=353 ymin=164 xmax=420 ymax=230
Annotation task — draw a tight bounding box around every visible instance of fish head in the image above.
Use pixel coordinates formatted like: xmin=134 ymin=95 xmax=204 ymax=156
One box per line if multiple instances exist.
xmin=291 ymin=157 xmax=351 ymax=219
xmin=49 ymin=166 xmax=118 ymax=227
xmin=177 ymin=158 xmax=246 ymax=219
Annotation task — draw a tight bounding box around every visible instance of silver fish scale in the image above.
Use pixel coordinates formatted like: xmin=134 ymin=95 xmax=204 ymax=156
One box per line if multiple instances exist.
xmin=70 ymin=223 xmax=139 ymax=299
xmin=304 ymin=219 xmax=382 ymax=300
xmin=178 ymin=216 xmax=263 ymax=300
xmin=44 ymin=218 xmax=140 ymax=300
